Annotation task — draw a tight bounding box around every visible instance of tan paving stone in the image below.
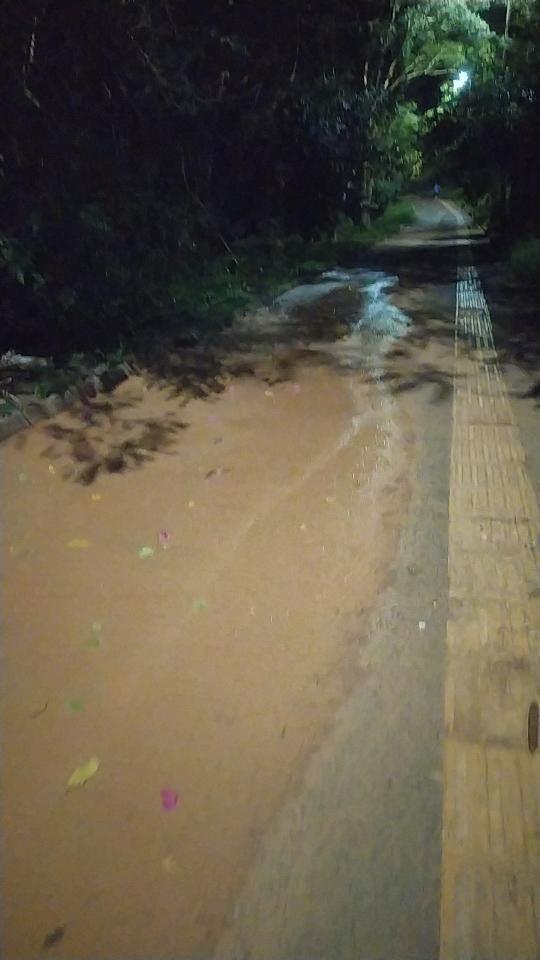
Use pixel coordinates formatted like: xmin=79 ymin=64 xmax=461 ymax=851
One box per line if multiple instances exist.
xmin=440 ymin=265 xmax=539 ymax=959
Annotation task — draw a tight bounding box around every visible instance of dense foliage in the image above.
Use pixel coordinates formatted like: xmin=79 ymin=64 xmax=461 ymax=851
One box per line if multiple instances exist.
xmin=425 ymin=0 xmax=540 ymax=232
xmin=0 ymin=0 xmax=536 ymax=353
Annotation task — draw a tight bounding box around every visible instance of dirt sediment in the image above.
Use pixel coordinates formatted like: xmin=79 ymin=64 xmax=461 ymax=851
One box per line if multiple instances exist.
xmin=2 ymin=301 xmax=415 ymax=958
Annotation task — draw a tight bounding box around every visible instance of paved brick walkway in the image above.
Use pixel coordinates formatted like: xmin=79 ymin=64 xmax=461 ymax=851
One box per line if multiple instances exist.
xmin=440 ymin=265 xmax=539 ymax=958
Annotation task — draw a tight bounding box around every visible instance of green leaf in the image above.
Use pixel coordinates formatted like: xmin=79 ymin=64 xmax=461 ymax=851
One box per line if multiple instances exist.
xmin=66 ymin=756 xmax=100 ymax=790
xmin=138 ymin=545 xmax=155 ymax=559
xmin=66 ymin=699 xmax=84 ymax=714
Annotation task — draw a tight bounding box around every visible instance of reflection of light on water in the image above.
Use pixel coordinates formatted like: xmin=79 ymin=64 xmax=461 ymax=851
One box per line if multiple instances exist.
xmin=324 ymin=267 xmax=410 ymax=340
xmin=280 ymin=266 xmax=410 ymax=349
xmin=321 ymin=268 xmax=410 ymax=386
xmin=329 ymin=269 xmax=409 ymax=466
xmin=279 ymin=265 xmax=411 ymax=462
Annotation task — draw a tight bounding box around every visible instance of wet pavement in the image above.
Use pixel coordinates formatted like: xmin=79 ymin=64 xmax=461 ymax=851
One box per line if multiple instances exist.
xmin=1 ymin=199 xmax=538 ymax=959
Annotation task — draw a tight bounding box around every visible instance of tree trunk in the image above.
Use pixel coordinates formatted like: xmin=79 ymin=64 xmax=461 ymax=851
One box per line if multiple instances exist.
xmin=503 ymin=0 xmax=512 ymax=63
xmin=504 ymin=0 xmax=512 ymax=41
xmin=360 ymin=161 xmax=373 ymax=227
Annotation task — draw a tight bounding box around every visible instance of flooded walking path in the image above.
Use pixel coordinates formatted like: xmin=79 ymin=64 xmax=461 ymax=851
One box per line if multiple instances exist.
xmin=5 ymin=199 xmax=536 ymax=960
xmin=2 ymin=270 xmax=418 ymax=958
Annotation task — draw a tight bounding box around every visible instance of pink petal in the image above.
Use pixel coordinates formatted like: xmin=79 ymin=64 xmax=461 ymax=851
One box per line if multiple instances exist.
xmin=161 ymin=788 xmax=179 ymax=811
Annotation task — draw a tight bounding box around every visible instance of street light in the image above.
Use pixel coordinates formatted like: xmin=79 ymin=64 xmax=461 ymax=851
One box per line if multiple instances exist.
xmin=452 ymin=70 xmax=470 ymax=94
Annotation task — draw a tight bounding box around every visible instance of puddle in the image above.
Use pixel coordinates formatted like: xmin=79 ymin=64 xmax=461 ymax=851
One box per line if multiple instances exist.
xmin=276 ymin=267 xmax=412 ymax=459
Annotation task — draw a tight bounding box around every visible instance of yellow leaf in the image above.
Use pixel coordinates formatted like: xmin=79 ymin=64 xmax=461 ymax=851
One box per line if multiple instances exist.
xmin=66 ymin=756 xmax=100 ymax=790
xmin=67 ymin=538 xmax=90 ymax=549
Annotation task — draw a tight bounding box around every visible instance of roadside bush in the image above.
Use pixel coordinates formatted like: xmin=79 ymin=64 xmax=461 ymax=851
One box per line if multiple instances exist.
xmin=169 ymin=260 xmax=253 ymax=331
xmin=333 ymin=201 xmax=415 ymax=249
xmin=375 ymin=200 xmax=416 ymax=232
xmin=509 ymin=239 xmax=540 ymax=285
xmin=469 ymin=193 xmax=492 ymax=230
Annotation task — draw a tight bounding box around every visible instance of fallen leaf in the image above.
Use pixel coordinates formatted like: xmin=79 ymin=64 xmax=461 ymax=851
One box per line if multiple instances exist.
xmin=86 ymin=623 xmax=102 ymax=648
xmin=161 ymin=788 xmax=179 ymax=811
xmin=188 ymin=500 xmax=195 ymax=509
xmin=18 ymin=472 xmax=28 ymax=483
xmin=91 ymin=493 xmax=102 ymax=502
xmin=48 ymin=464 xmax=56 ymax=475
xmin=42 ymin=925 xmax=66 ymax=950
xmin=31 ymin=701 xmax=48 ymax=719
xmin=138 ymin=545 xmax=155 ymax=559
xmin=66 ymin=756 xmax=100 ymax=790
xmin=66 ymin=699 xmax=84 ymax=714
xmin=193 ymin=599 xmax=207 ymax=611
xmin=264 ymin=389 xmax=273 ymax=398
xmin=67 ymin=538 xmax=90 ymax=549
xmin=162 ymin=855 xmax=180 ymax=874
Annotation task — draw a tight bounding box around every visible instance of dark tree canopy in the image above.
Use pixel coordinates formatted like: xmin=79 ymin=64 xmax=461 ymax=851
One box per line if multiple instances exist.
xmin=1 ymin=0 xmax=538 ymax=353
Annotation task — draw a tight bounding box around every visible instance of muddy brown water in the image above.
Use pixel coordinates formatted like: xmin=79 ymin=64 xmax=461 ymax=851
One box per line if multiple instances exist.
xmin=1 ymin=283 xmax=430 ymax=958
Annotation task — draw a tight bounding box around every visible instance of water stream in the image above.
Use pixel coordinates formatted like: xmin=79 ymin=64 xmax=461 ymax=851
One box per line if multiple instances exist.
xmin=276 ymin=265 xmax=412 ymax=456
